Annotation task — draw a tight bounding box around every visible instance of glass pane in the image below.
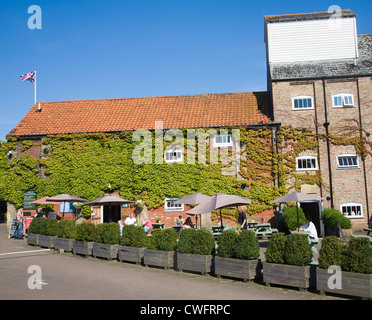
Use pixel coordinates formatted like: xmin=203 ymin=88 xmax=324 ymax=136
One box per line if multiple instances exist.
xmin=294 ymin=100 xmax=299 ymax=109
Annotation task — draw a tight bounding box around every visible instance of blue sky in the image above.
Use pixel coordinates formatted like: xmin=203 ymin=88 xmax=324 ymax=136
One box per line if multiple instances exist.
xmin=1 ymin=0 xmax=371 ymax=141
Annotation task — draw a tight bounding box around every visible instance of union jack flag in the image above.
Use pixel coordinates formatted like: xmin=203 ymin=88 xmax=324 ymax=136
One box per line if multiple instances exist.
xmin=20 ymin=71 xmax=35 ymax=83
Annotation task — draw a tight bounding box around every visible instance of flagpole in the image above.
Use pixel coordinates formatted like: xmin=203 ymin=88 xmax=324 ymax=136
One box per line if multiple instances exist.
xmin=34 ymin=69 xmax=37 ymax=104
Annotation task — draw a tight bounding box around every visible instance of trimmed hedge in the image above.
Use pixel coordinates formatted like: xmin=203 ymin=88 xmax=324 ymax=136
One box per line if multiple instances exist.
xmin=147 ymin=228 xmax=178 ymax=251
xmin=28 ymin=217 xmax=45 ymax=234
xmin=283 ymin=205 xmax=306 ymax=231
xmin=178 ymin=229 xmax=215 ymax=255
xmin=321 ymin=208 xmax=352 ymax=231
xmin=265 ymin=232 xmax=286 ymax=264
xmin=75 ymin=222 xmax=96 ymax=242
xmin=284 ymin=233 xmax=312 ymax=266
xmin=341 ymin=237 xmax=372 ymax=274
xmin=94 ymin=222 xmax=120 ymax=245
xmin=56 ymin=220 xmax=77 ymax=239
xmin=121 ymin=225 xmax=148 ymax=248
xmin=217 ymin=230 xmax=259 ymax=260
xmin=318 ymin=236 xmax=343 ymax=270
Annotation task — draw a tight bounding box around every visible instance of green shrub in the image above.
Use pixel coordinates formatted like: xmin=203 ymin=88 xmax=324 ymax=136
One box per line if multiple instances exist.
xmin=318 ymin=236 xmax=343 ymax=270
xmin=94 ymin=222 xmax=120 ymax=245
xmin=76 ymin=222 xmax=96 ymax=242
xmin=234 ymin=230 xmax=260 ymax=260
xmin=341 ymin=237 xmax=372 ymax=274
xmin=217 ymin=230 xmax=239 ymax=258
xmin=147 ymin=228 xmax=178 ymax=251
xmin=283 ymin=206 xmax=306 ymax=231
xmin=44 ymin=219 xmax=59 ymax=236
xmin=56 ymin=220 xmax=77 ymax=239
xmin=321 ymin=208 xmax=352 ymax=231
xmin=284 ymin=233 xmax=312 ymax=266
xmin=265 ymin=233 xmax=286 ymax=264
xmin=121 ymin=225 xmax=148 ymax=248
xmin=28 ymin=217 xmax=45 ymax=234
xmin=178 ymin=229 xmax=215 ymax=255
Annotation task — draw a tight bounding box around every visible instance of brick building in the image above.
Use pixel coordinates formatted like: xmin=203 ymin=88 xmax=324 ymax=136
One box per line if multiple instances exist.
xmin=265 ymin=10 xmax=372 ymax=231
xmin=5 ymin=9 xmax=372 ymax=233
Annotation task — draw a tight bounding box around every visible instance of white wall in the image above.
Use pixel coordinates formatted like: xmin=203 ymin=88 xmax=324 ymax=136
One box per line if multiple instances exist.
xmin=267 ymin=17 xmax=358 ymax=64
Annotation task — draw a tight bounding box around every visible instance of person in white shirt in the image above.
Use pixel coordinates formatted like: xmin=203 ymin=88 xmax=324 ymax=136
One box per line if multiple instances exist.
xmin=124 ymin=213 xmax=137 ymax=226
xmin=299 ymin=216 xmax=318 ymax=241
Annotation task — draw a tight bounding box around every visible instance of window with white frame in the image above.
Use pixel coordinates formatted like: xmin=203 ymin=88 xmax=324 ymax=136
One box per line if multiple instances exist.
xmin=337 ymin=155 xmax=359 ymax=169
xmin=164 ymin=198 xmax=184 ymax=212
xmin=164 ymin=149 xmax=183 ymax=163
xmin=292 ymin=96 xmax=314 ymax=110
xmin=296 ymin=156 xmax=318 ymax=171
xmin=340 ymin=203 xmax=363 ymax=218
xmin=213 ymin=134 xmax=233 ymax=147
xmin=332 ymin=94 xmax=355 ymax=108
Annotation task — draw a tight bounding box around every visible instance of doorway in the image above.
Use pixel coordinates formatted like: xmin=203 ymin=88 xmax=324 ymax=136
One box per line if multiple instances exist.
xmin=300 ymin=201 xmax=322 ymax=237
xmin=103 ymin=205 xmax=121 ymax=223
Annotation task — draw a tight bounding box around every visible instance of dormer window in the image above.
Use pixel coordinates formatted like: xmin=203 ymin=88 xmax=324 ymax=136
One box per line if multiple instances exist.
xmin=332 ymin=94 xmax=355 ymax=108
xmin=292 ymin=96 xmax=314 ymax=110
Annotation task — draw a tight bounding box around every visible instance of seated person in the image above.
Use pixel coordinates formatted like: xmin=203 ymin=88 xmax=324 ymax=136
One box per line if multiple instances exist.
xmin=299 ymin=216 xmax=318 ymax=241
xmin=182 ymin=217 xmax=193 ymax=229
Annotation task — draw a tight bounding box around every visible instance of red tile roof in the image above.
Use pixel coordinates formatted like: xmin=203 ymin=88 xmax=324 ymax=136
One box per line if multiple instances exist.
xmin=8 ymin=92 xmax=272 ymax=137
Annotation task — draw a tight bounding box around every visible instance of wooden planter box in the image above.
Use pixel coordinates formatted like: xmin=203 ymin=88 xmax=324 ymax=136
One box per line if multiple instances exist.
xmin=176 ymin=252 xmax=214 ymax=275
xmin=263 ymin=262 xmax=316 ymax=291
xmin=143 ymin=249 xmax=175 ymax=269
xmin=38 ymin=235 xmax=56 ymax=248
xmin=92 ymin=243 xmax=119 ymax=260
xmin=27 ymin=233 xmax=39 ymax=246
xmin=317 ymin=268 xmax=372 ymax=299
xmin=215 ymin=256 xmax=262 ymax=282
xmin=118 ymin=246 xmax=145 ymax=265
xmin=72 ymin=241 xmax=94 ymax=256
xmin=54 ymin=238 xmax=74 ymax=252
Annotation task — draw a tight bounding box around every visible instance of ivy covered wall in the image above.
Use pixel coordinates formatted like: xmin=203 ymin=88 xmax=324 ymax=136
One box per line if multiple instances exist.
xmin=1 ymin=125 xmax=369 ymax=223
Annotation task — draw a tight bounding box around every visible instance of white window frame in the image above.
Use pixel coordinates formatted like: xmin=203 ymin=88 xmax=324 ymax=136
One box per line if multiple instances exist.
xmin=296 ymin=156 xmax=318 ymax=171
xmin=213 ymin=134 xmax=233 ymax=147
xmin=164 ymin=198 xmax=184 ymax=212
xmin=164 ymin=149 xmax=183 ymax=163
xmin=292 ymin=96 xmax=314 ymax=111
xmin=337 ymin=154 xmax=359 ymax=169
xmin=340 ymin=203 xmax=363 ymax=219
xmin=332 ymin=93 xmax=355 ymax=108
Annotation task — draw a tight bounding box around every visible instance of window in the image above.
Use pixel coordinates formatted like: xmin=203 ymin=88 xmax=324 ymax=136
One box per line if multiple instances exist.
xmin=164 ymin=149 xmax=183 ymax=163
xmin=296 ymin=156 xmax=318 ymax=171
xmin=213 ymin=134 xmax=233 ymax=147
xmin=337 ymin=155 xmax=359 ymax=169
xmin=332 ymin=94 xmax=355 ymax=108
xmin=292 ymin=96 xmax=314 ymax=110
xmin=340 ymin=203 xmax=363 ymax=219
xmin=165 ymin=198 xmax=184 ymax=212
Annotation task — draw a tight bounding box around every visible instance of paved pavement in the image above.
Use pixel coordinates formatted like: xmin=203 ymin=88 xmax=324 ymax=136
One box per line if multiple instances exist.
xmin=0 ymin=223 xmax=344 ymax=301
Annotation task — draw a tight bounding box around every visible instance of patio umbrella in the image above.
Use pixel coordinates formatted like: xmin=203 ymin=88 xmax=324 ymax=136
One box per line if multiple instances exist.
xmin=174 ymin=193 xmax=212 ymax=228
xmin=186 ymin=193 xmax=252 ymax=230
xmin=31 ymin=196 xmax=60 ymax=205
xmin=270 ymin=191 xmax=322 ymax=229
xmin=46 ymin=193 xmax=88 ymax=219
xmin=83 ymin=195 xmax=134 ymax=223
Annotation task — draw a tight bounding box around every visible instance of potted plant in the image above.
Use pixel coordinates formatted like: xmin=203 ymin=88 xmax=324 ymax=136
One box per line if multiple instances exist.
xmin=118 ymin=225 xmax=148 ymax=265
xmin=92 ymin=222 xmax=120 ymax=260
xmin=38 ymin=219 xmax=59 ymax=248
xmin=321 ymin=208 xmax=353 ymax=240
xmin=317 ymin=236 xmax=372 ymax=299
xmin=27 ymin=217 xmax=44 ymax=246
xmin=54 ymin=220 xmax=77 ymax=252
xmin=215 ymin=230 xmax=261 ymax=282
xmin=72 ymin=222 xmax=95 ymax=256
xmin=177 ymin=228 xmax=215 ymax=275
xmin=263 ymin=232 xmax=315 ymax=291
xmin=143 ymin=228 xmax=178 ymax=269
xmin=283 ymin=205 xmax=306 ymax=233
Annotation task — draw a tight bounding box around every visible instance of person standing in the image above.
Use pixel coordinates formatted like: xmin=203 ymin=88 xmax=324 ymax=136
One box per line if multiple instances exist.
xmin=15 ymin=208 xmax=24 ymax=239
xmin=237 ymin=206 xmax=247 ymax=230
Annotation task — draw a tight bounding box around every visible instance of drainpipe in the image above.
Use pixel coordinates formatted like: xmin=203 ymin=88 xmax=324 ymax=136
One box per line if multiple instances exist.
xmin=356 ymin=78 xmax=371 ymax=225
xmin=322 ymin=78 xmax=334 ymax=209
